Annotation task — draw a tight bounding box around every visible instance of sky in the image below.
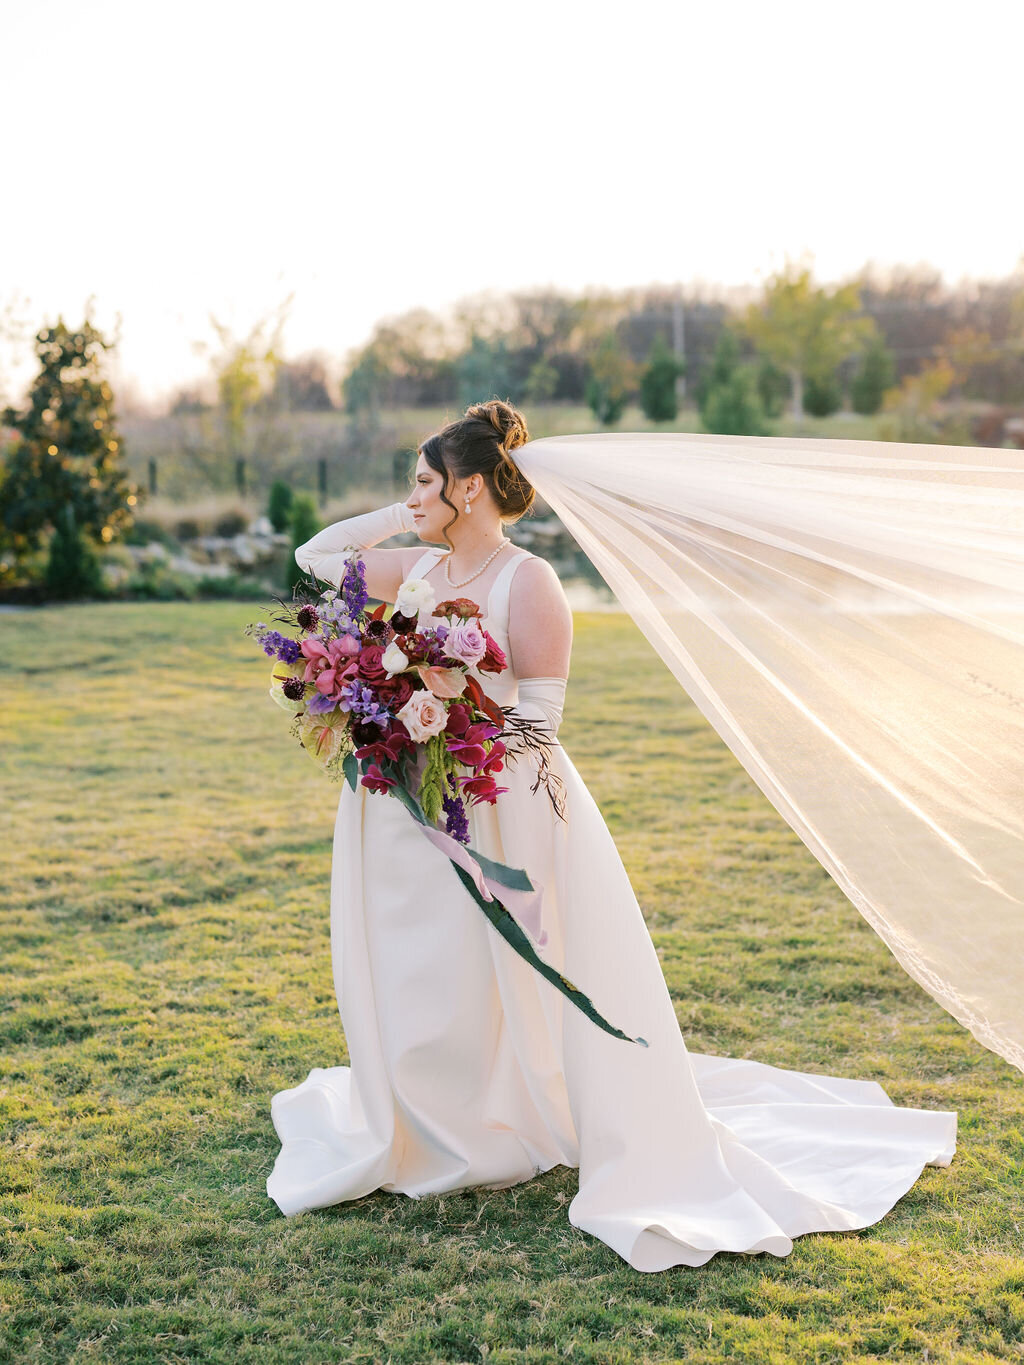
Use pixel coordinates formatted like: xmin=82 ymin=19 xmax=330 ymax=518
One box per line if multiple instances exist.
xmin=2 ymin=0 xmax=1022 ymax=410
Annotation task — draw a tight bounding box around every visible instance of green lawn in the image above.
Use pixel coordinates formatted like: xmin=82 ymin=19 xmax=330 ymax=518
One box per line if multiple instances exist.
xmin=1 ymin=602 xmax=1021 ymax=1364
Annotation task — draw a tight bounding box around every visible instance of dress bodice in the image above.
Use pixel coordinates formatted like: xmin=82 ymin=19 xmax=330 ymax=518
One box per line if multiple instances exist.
xmin=406 ymin=545 xmax=534 ymax=707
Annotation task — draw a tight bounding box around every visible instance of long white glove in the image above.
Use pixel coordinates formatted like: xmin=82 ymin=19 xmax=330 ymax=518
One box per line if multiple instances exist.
xmin=294 ymin=500 xmax=417 ymax=587
xmin=510 ymin=676 xmax=568 ymax=738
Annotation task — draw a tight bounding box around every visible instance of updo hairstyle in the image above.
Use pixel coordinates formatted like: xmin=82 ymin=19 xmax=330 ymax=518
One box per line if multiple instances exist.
xmin=418 ymin=398 xmax=536 ymax=549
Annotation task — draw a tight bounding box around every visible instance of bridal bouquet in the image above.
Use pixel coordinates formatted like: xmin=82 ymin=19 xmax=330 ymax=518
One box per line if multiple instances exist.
xmin=243 ymin=551 xmax=648 ymax=1050
xmin=245 ymin=550 xmax=560 ymax=842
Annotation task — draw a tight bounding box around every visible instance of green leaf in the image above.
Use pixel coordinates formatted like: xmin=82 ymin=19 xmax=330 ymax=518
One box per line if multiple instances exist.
xmin=470 ymin=849 xmax=534 ymax=893
xmin=342 ymin=751 xmax=358 ymax=792
xmin=448 ymin=863 xmax=648 ymax=1049
xmin=390 ymin=781 xmax=427 ymax=825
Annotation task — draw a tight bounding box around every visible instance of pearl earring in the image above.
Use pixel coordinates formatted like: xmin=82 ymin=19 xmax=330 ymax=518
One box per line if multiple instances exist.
xmin=464 ymin=497 xmax=472 ymax=514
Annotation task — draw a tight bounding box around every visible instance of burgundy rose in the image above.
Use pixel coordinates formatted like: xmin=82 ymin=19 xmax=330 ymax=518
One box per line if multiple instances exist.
xmin=375 ymin=672 xmax=415 ymax=710
xmin=357 ymin=644 xmax=388 ymax=684
xmin=477 ymin=630 xmax=508 ymax=675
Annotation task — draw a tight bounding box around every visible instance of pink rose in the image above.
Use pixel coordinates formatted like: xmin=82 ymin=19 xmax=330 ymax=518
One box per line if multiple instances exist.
xmin=445 ymin=620 xmax=488 ymax=667
xmin=396 ymin=689 xmax=448 ymax=743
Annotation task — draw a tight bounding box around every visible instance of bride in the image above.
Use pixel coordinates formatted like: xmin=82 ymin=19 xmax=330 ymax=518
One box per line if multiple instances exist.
xmin=266 ymin=398 xmax=957 ymax=1272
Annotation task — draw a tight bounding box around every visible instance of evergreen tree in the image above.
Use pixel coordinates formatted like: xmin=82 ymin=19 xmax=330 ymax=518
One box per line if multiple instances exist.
xmin=851 ymin=335 xmax=896 ymax=415
xmin=0 ymin=319 xmax=138 ymax=581
xmin=699 ymin=328 xmax=769 ymax=435
xmin=44 ymin=503 xmax=104 ymax=599
xmin=286 ymin=493 xmax=321 ymax=594
xmin=803 ymin=369 xmax=843 ymax=417
xmin=639 ymin=334 xmax=682 ymax=422
xmin=267 ymin=480 xmax=294 ymax=533
xmin=701 ymin=370 xmax=770 ymax=435
xmin=756 ymin=356 xmax=790 ymax=418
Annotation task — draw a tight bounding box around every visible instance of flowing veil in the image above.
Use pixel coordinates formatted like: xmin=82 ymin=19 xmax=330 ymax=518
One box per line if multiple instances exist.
xmin=511 ymin=431 xmax=1024 ymax=1076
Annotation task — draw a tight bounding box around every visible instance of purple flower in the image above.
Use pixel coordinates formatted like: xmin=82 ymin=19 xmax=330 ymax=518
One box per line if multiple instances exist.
xmin=338 ymin=680 xmax=391 ymax=728
xmin=341 ymin=554 xmax=369 ymax=617
xmin=306 ymin=690 xmax=338 ymax=715
xmin=442 ymin=790 xmax=470 ymax=844
xmin=259 ymin=629 xmax=302 ymax=664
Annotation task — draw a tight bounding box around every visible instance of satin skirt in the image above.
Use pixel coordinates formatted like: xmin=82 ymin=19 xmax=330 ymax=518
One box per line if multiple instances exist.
xmin=266 ymin=741 xmax=957 ymax=1271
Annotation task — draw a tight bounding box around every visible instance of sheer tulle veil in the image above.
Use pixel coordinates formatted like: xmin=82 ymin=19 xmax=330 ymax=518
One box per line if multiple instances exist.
xmin=510 ymin=431 xmax=1024 ymax=1076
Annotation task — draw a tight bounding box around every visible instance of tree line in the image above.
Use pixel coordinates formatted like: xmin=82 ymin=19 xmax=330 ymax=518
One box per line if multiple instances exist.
xmin=2 ymin=256 xmax=1023 ymax=598
xmin=161 ymin=258 xmax=1023 ymax=433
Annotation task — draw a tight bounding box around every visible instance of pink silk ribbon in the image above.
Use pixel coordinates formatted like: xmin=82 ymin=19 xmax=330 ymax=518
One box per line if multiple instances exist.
xmin=415 ymin=822 xmax=548 ymax=947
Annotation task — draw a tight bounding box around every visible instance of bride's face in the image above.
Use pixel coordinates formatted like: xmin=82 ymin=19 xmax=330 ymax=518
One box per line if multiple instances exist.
xmin=405 ymin=454 xmax=446 ymax=541
xmin=406 ymin=452 xmax=480 ymax=542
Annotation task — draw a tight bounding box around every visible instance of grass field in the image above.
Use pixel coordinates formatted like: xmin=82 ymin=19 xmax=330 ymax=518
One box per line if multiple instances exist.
xmin=2 ymin=601 xmax=1022 ymax=1364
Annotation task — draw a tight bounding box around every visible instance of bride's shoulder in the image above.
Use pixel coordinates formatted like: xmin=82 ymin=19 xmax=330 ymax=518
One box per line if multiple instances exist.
xmin=508 ymin=550 xmax=572 ymax=617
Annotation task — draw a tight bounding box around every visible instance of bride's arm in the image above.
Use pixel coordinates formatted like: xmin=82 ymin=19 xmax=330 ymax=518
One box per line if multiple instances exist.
xmin=293 ymin=500 xmax=418 ymax=602
xmin=505 ymin=557 xmax=573 ymax=734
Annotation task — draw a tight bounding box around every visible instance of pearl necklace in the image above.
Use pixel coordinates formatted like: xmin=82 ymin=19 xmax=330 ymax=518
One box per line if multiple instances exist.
xmin=443 ymin=538 xmax=511 ymax=589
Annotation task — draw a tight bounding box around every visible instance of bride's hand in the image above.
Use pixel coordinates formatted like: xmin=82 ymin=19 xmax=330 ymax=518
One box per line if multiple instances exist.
xmin=293 ymin=500 xmax=419 ymax=602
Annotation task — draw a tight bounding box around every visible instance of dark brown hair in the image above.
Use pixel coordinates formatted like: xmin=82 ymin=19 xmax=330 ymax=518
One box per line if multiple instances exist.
xmin=418 ymin=398 xmax=536 ymax=550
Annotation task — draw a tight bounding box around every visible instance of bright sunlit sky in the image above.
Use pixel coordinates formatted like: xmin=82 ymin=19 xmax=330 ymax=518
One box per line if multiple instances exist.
xmin=3 ymin=0 xmax=1022 ymax=410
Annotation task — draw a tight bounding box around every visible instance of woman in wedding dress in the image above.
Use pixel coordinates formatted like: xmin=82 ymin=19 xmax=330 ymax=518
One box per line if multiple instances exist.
xmin=266 ymin=399 xmax=957 ymax=1272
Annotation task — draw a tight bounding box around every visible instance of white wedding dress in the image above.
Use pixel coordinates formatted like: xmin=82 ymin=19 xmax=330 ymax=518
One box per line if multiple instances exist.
xmin=267 ymin=543 xmax=957 ymax=1271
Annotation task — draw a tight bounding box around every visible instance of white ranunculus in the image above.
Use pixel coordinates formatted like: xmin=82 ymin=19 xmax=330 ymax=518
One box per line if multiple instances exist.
xmin=394 ymin=577 xmax=437 ymax=619
xmin=381 ymin=639 xmax=410 ymax=676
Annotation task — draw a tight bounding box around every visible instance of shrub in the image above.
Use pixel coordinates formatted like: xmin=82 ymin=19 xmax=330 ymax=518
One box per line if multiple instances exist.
xmin=640 ymin=334 xmax=682 ymax=422
xmin=267 ymin=480 xmax=294 ymax=533
xmin=213 ymin=509 xmax=248 ymax=538
xmin=851 ymin=337 xmax=896 ymax=416
xmin=286 ymin=493 xmax=321 ymax=594
xmin=701 ymin=369 xmax=770 ymax=436
xmin=44 ymin=505 xmax=105 ymax=600
xmin=757 ymin=358 xmax=790 ymax=418
xmin=122 ymin=518 xmax=177 ymax=549
xmin=803 ymin=370 xmax=843 ymax=418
